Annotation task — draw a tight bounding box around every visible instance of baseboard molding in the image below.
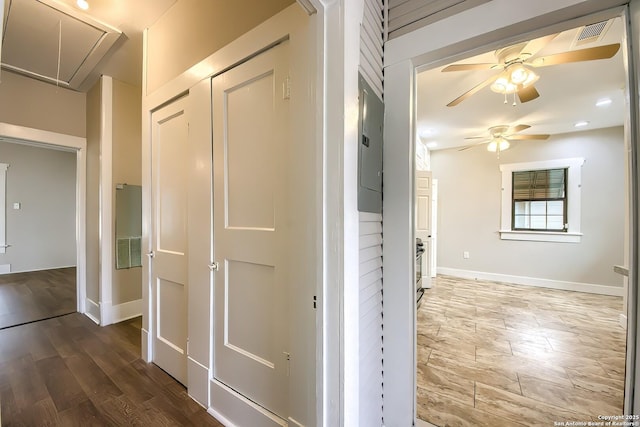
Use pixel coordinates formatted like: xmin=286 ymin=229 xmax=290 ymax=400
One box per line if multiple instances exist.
xmin=110 ymin=299 xmax=142 ymax=324
xmin=620 ymin=313 xmax=627 ymax=330
xmin=210 ymin=379 xmax=287 ymax=427
xmin=437 ymin=267 xmax=624 ymax=297
xmin=100 ymin=301 xmax=113 ymax=326
xmin=0 ymin=264 xmax=76 ymax=275
xmin=188 ymin=357 xmax=209 ymax=408
xmin=85 ymin=298 xmax=100 ymax=324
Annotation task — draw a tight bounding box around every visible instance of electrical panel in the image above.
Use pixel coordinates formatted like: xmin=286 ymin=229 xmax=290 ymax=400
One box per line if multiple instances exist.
xmin=357 ymin=74 xmax=383 ymax=213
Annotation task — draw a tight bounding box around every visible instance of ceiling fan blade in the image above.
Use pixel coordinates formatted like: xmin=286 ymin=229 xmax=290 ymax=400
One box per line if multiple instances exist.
xmin=464 ymin=136 xmax=487 ymax=140
xmin=517 ymin=85 xmax=540 ymax=103
xmin=447 ymin=74 xmax=499 ymax=107
xmin=529 ymin=43 xmax=620 ymax=67
xmin=442 ymin=63 xmax=498 ymax=72
xmin=458 ymin=140 xmax=489 ymax=151
xmin=508 ymin=134 xmax=550 ymax=140
xmin=519 ymin=33 xmax=559 ymax=57
xmin=509 ymin=124 xmax=531 ymax=134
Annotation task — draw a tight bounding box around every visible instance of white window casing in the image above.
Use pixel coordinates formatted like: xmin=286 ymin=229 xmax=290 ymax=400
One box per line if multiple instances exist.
xmin=0 ymin=163 xmax=8 ymax=253
xmin=499 ymin=157 xmax=585 ymax=243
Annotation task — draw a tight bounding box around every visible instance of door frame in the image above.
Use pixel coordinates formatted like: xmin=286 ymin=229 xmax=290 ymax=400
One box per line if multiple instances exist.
xmin=0 ymin=122 xmax=87 ymax=315
xmin=382 ymin=1 xmax=639 ymax=424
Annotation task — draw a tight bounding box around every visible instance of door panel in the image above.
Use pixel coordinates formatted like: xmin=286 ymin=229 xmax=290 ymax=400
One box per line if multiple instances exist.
xmin=213 ymin=42 xmax=289 ymax=419
xmin=150 ymin=97 xmax=189 ymax=385
xmin=416 ymin=170 xmax=432 ymax=288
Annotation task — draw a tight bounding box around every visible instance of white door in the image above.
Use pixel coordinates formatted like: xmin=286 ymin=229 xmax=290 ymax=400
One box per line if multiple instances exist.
xmin=212 ymin=43 xmax=290 ymax=418
xmin=431 ymin=178 xmax=438 ymax=278
xmin=416 ymin=170 xmax=433 ymax=288
xmin=150 ymin=97 xmax=189 ymax=385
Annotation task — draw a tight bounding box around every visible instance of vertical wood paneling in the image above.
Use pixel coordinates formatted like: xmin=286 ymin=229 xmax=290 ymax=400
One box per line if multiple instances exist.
xmin=387 ymin=0 xmax=491 ymax=39
xmin=359 ymin=212 xmax=383 ymax=427
xmin=360 ymin=2 xmax=384 ymax=425
xmin=360 ymin=0 xmax=384 ymax=99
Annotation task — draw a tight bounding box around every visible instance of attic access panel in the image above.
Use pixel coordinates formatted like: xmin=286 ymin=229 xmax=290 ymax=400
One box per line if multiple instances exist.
xmin=2 ymin=0 xmax=122 ymax=90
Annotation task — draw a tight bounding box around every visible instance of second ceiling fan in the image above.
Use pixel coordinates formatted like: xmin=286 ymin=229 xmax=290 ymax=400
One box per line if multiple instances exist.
xmin=443 ymin=32 xmax=620 ymax=107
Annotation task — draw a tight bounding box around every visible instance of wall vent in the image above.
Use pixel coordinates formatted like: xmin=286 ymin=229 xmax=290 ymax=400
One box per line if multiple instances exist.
xmin=574 ymin=20 xmax=612 ymax=46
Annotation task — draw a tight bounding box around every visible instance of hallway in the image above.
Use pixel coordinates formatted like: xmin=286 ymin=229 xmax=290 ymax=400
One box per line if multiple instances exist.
xmin=0 ymin=313 xmax=223 ymax=426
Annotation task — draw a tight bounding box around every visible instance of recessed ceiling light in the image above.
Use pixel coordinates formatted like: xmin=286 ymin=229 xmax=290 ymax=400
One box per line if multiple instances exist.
xmin=574 ymin=121 xmax=590 ymax=128
xmin=596 ymin=98 xmax=612 ymax=107
xmin=426 ymin=142 xmax=438 ymax=149
xmin=77 ymin=0 xmax=89 ymax=10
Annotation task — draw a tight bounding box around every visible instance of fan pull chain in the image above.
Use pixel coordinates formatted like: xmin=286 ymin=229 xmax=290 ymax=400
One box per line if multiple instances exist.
xmin=504 ymin=93 xmax=508 ymax=104
xmin=512 ymin=92 xmax=517 ymax=106
xmin=56 ymin=20 xmax=62 ymax=88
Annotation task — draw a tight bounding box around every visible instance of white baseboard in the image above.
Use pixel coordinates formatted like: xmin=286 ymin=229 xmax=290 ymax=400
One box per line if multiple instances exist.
xmin=0 ymin=264 xmax=76 ymax=275
xmin=188 ymin=357 xmax=209 ymax=408
xmin=437 ymin=267 xmax=624 ymax=297
xmin=210 ymin=379 xmax=287 ymax=427
xmin=141 ymin=328 xmax=151 ymax=362
xmin=100 ymin=301 xmax=112 ymax=326
xmin=85 ymin=298 xmax=100 ymax=324
xmin=620 ymin=313 xmax=628 ymax=329
xmin=110 ymin=299 xmax=142 ymax=323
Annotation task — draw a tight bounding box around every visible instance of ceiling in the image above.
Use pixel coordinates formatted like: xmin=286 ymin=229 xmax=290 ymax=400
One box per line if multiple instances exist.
xmin=2 ymin=0 xmax=176 ymax=91
xmin=416 ymin=16 xmax=626 ymax=151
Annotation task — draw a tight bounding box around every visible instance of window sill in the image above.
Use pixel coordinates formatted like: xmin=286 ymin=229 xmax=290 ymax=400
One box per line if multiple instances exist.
xmin=499 ymin=230 xmax=582 ymax=243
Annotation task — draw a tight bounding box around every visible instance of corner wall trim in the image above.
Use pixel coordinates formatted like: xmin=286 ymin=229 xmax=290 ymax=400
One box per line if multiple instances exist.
xmin=620 ymin=313 xmax=628 ymax=329
xmin=437 ymin=267 xmax=624 ymax=297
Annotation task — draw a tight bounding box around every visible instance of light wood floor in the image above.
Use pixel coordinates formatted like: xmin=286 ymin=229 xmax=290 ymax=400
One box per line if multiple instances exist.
xmin=417 ymin=275 xmax=626 ymax=427
xmin=0 ymin=313 xmax=224 ymax=426
xmin=0 ymin=267 xmax=76 ymax=329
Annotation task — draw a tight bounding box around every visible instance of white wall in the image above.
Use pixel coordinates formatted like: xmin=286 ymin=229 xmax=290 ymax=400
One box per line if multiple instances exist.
xmin=431 ymin=126 xmax=625 ymax=288
xmin=0 ymin=141 xmax=76 ymax=273
xmin=0 ymin=71 xmax=85 ymax=138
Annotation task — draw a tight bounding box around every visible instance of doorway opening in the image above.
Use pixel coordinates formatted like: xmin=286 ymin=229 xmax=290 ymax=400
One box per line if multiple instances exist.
xmin=413 ymin=13 xmax=630 ymax=426
xmin=0 ymin=124 xmax=87 ymax=329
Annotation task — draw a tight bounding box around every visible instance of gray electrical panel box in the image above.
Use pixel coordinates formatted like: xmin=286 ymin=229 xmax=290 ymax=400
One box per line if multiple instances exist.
xmin=358 ymin=73 xmax=383 ymax=213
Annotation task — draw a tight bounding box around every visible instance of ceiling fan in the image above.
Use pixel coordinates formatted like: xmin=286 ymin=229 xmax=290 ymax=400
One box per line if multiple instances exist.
xmin=460 ymin=124 xmax=550 ymax=154
xmin=443 ymin=33 xmax=620 ymax=107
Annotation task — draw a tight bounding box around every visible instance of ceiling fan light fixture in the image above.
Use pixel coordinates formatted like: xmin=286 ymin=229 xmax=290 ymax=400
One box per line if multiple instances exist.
xmin=490 ymin=64 xmax=539 ymax=95
xmin=486 ymin=137 xmax=510 ymax=153
xmin=487 ymin=141 xmax=498 ymax=152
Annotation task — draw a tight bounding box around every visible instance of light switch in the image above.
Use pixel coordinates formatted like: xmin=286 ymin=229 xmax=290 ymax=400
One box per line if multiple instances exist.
xmin=13 ymin=203 xmax=20 ymax=210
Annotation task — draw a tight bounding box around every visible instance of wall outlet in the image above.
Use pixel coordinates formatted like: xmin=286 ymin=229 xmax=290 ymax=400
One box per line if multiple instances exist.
xmin=13 ymin=202 xmax=20 ymax=210
xmin=463 ymin=251 xmax=470 ymax=259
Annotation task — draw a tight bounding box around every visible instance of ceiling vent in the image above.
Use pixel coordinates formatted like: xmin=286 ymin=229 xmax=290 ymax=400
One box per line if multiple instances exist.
xmin=1 ymin=0 xmax=123 ymax=90
xmin=573 ymin=19 xmax=613 ymax=47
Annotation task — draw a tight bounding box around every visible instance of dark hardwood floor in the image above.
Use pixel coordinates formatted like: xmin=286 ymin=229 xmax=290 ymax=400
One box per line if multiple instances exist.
xmin=0 ymin=268 xmax=76 ymax=330
xmin=0 ymin=313 xmax=224 ymax=426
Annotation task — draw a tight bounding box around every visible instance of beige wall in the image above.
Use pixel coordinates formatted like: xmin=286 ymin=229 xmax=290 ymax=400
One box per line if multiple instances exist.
xmin=431 ymin=126 xmax=625 ymax=287
xmin=145 ymin=0 xmax=294 ymax=93
xmin=0 ymin=71 xmax=86 ymax=137
xmin=0 ymin=141 xmax=76 ymax=273
xmin=85 ymin=81 xmax=101 ymax=303
xmin=111 ymin=79 xmax=142 ymax=305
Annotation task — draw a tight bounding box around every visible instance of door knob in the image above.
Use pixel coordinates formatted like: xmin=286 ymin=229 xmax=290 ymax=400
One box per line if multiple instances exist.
xmin=208 ymin=262 xmax=219 ymax=272
xmin=147 ymin=251 xmax=155 ymax=258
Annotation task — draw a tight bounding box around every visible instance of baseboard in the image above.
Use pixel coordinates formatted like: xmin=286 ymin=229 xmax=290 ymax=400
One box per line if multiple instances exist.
xmin=0 ymin=265 xmax=76 ymax=275
xmin=110 ymin=299 xmax=142 ymax=323
xmin=416 ymin=419 xmax=438 ymax=427
xmin=210 ymin=379 xmax=287 ymax=427
xmin=85 ymin=298 xmax=100 ymax=324
xmin=188 ymin=357 xmax=209 ymax=408
xmin=208 ymin=407 xmax=237 ymax=427
xmin=141 ymin=328 xmax=151 ymax=362
xmin=100 ymin=301 xmax=112 ymax=326
xmin=620 ymin=313 xmax=627 ymax=329
xmin=437 ymin=267 xmax=624 ymax=297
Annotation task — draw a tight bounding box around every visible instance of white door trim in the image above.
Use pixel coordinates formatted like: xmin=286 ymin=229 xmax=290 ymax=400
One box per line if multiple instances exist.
xmin=382 ymin=1 xmax=634 ymax=425
xmin=0 ymin=122 xmax=87 ymax=316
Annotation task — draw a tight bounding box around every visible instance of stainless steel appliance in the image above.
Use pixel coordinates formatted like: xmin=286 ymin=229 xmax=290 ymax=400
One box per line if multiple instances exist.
xmin=416 ymin=238 xmax=425 ymax=306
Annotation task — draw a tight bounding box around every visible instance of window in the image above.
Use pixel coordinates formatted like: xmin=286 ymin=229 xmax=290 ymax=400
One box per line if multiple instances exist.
xmin=512 ymin=168 xmax=567 ymax=232
xmin=499 ymin=158 xmax=584 ymax=243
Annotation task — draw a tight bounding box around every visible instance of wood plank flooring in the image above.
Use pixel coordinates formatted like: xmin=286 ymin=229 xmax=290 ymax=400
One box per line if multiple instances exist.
xmin=0 ymin=268 xmax=76 ymax=329
xmin=417 ymin=275 xmax=626 ymax=427
xmin=0 ymin=313 xmax=224 ymax=426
